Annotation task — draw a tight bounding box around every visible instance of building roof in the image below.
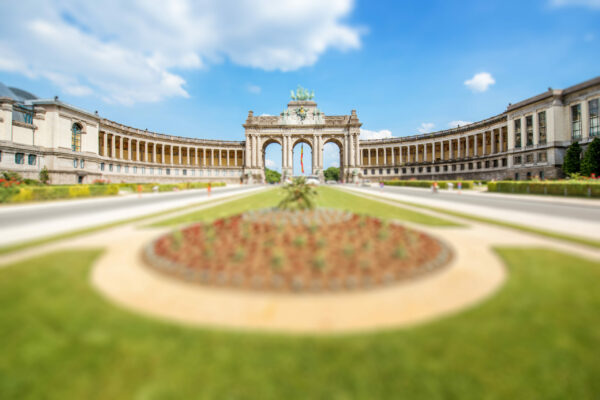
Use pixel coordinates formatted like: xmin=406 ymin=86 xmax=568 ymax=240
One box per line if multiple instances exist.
xmin=0 ymin=82 xmax=38 ymax=103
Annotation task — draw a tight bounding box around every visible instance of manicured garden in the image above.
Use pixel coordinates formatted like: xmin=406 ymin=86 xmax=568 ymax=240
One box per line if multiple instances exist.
xmin=1 ymin=185 xmax=598 ymax=398
xmin=0 ymin=247 xmax=598 ymax=399
xmin=0 ymin=171 xmax=226 ymax=204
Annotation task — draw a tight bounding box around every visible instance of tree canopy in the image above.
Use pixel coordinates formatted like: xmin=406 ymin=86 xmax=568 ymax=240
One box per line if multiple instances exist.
xmin=265 ymin=168 xmax=281 ymax=184
xmin=581 ymin=137 xmax=600 ymax=177
xmin=562 ymin=141 xmax=581 ymax=176
xmin=323 ymin=166 xmax=340 ymax=182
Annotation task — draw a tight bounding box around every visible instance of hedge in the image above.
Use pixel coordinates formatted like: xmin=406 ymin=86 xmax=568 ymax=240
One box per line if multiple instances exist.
xmin=117 ymin=182 xmax=226 ymax=193
xmin=383 ymin=180 xmax=477 ymax=189
xmin=0 ymin=184 xmax=119 ymax=203
xmin=487 ymin=181 xmax=600 ymax=198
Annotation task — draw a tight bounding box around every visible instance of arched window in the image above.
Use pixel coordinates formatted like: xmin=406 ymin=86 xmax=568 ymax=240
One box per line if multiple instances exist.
xmin=71 ymin=123 xmax=82 ymax=152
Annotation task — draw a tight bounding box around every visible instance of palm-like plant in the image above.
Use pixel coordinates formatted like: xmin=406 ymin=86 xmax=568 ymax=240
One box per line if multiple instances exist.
xmin=278 ymin=177 xmax=318 ymax=210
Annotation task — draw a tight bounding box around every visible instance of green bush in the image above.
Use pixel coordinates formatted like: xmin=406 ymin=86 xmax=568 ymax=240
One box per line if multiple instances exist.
xmin=383 ymin=180 xmax=474 ymax=189
xmin=487 ymin=181 xmax=600 ymax=198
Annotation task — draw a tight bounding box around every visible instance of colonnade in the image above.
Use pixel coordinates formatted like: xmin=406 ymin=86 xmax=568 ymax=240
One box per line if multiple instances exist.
xmin=361 ymin=127 xmax=507 ymax=167
xmin=99 ymin=132 xmax=244 ymax=167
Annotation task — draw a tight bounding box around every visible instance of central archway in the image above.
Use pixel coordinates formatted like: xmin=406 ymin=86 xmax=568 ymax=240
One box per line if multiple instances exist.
xmin=292 ymin=139 xmax=313 ymax=177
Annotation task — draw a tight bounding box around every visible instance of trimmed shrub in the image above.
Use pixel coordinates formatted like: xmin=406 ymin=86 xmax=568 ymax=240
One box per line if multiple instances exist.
xmin=487 ymin=181 xmax=600 ymax=198
xmin=581 ymin=137 xmax=600 ymax=177
xmin=383 ymin=180 xmax=474 ymax=189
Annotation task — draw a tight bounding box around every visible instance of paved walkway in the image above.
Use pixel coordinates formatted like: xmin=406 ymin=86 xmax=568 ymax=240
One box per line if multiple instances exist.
xmin=2 ymin=186 xmax=599 ymax=334
xmin=0 ymin=185 xmax=263 ymax=247
xmin=346 ymin=185 xmax=600 ymax=240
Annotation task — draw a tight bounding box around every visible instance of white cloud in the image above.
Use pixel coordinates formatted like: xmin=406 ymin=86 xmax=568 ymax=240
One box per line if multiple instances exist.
xmin=448 ymin=120 xmax=473 ymax=128
xmin=360 ymin=128 xmax=393 ymax=140
xmin=247 ymin=84 xmax=261 ymax=94
xmin=550 ymin=0 xmax=600 ymax=8
xmin=265 ymin=158 xmax=276 ymax=168
xmin=0 ymin=1 xmax=362 ymax=104
xmin=464 ymin=72 xmax=496 ymax=93
xmin=418 ymin=122 xmax=435 ymax=134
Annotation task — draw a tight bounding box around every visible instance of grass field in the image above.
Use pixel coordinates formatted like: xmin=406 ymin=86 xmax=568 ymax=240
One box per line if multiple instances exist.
xmin=0 ymin=248 xmax=598 ymax=399
xmin=153 ymin=186 xmax=458 ymax=227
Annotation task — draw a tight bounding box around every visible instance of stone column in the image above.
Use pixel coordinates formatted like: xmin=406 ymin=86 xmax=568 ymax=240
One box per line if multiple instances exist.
xmin=103 ymin=132 xmax=108 ymax=157
xmin=500 ymin=129 xmax=505 ymax=153
xmin=383 ymin=147 xmax=387 ymax=165
xmin=169 ymin=145 xmax=173 ymax=165
xmin=110 ymin=134 xmax=115 ymax=159
xmin=160 ymin=144 xmax=164 ymax=164
xmin=127 ymin=138 xmax=132 ymax=161
xmin=375 ymin=148 xmax=379 ymax=165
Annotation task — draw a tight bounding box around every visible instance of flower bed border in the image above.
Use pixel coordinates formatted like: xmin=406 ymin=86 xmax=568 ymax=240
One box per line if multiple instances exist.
xmin=142 ymin=216 xmax=454 ymax=294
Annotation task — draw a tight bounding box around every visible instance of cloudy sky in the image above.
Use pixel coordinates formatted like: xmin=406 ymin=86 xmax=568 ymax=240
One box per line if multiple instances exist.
xmin=1 ymin=0 xmax=599 ymax=174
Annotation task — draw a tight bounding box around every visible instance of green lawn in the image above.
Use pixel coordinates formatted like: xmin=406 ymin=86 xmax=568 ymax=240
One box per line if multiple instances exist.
xmin=0 ymin=248 xmax=598 ymax=399
xmin=154 ymin=186 xmax=458 ymax=227
xmin=316 ymin=186 xmax=459 ymax=226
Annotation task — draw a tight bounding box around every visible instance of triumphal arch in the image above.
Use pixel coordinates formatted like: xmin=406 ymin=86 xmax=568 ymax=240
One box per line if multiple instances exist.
xmin=243 ymin=86 xmax=362 ymax=183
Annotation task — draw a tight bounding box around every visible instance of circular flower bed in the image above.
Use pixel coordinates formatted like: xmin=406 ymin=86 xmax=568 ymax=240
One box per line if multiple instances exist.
xmin=144 ymin=209 xmax=452 ymax=293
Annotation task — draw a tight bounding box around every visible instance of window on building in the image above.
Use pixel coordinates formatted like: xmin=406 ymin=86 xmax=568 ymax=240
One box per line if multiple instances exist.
xmin=100 ymin=162 xmax=105 ymax=171
xmin=73 ymin=159 xmax=78 ymax=168
xmin=538 ymin=111 xmax=547 ymax=144
xmin=141 ymin=167 xmax=145 ymax=174
xmin=28 ymin=154 xmax=36 ymax=165
xmin=493 ymin=159 xmax=499 ymax=168
xmin=150 ymin=168 xmax=154 ymax=175
xmin=526 ymin=171 xmax=532 ymax=180
xmin=109 ymin=164 xmax=113 ymax=172
xmin=460 ymin=164 xmax=465 ymax=171
xmin=526 ymin=116 xmax=533 ymax=146
xmin=363 ymin=169 xmax=368 ymax=175
xmin=158 ymin=168 xmax=163 ymax=175
xmin=514 ymin=119 xmax=522 ymax=148
xmin=0 ymin=150 xmax=2 ymax=162
xmin=485 ymin=160 xmax=490 ymax=168
xmin=590 ymin=99 xmax=599 ymax=137
xmin=468 ymin=162 xmax=473 ymax=170
xmin=514 ymin=156 xmax=522 ymax=165
xmin=476 ymin=162 xmax=481 ymax=169
xmin=410 ymin=167 xmax=415 ymax=173
xmin=394 ymin=168 xmax=399 ymax=174
xmin=116 ymin=165 xmax=121 ymax=172
xmin=443 ymin=165 xmax=448 ymax=172
xmin=435 ymin=166 xmax=439 ymax=172
xmin=80 ymin=159 xmax=84 ymax=169
xmin=13 ymin=104 xmax=34 ymax=124
xmin=15 ymin=153 xmax=24 ymax=164
xmin=526 ymin=154 xmax=534 ymax=164
xmin=538 ymin=152 xmax=547 ymax=163
xmin=571 ymin=104 xmax=582 ymax=139
xmin=502 ymin=158 xmax=507 ymax=167
xmin=418 ymin=167 xmax=423 ymax=173
xmin=133 ymin=166 xmax=137 ymax=173
xmin=452 ymin=165 xmax=457 ymax=171
xmin=515 ymin=173 xmax=519 ymax=180
xmin=183 ymin=169 xmax=187 ymax=176
xmin=379 ymin=168 xmax=383 ymax=174
xmin=198 ymin=170 xmax=203 ymax=176
xmin=166 ymin=168 xmax=171 ymax=175
xmin=540 ymin=171 xmax=544 ymax=180
xmin=71 ymin=123 xmax=82 ymax=152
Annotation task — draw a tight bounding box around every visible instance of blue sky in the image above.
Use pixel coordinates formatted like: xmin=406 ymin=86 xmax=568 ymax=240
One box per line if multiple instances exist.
xmin=1 ymin=0 xmax=599 ymax=174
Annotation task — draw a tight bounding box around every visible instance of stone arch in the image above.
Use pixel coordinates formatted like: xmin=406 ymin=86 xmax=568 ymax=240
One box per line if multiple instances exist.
xmin=322 ymin=137 xmax=344 ymax=182
xmin=291 ymin=137 xmax=314 ymax=176
xmin=261 ymin=137 xmax=283 ymax=183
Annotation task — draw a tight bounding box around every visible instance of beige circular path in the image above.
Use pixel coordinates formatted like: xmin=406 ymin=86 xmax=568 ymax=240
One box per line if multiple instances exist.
xmin=90 ymin=221 xmax=508 ymax=334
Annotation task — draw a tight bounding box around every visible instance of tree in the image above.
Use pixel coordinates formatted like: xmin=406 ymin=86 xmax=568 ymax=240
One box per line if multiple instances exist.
xmin=562 ymin=141 xmax=582 ymax=176
xmin=323 ymin=166 xmax=340 ymax=181
xmin=39 ymin=166 xmax=50 ymax=184
xmin=581 ymin=137 xmax=600 ymax=177
xmin=278 ymin=177 xmax=318 ymax=210
xmin=264 ymin=168 xmax=281 ymax=184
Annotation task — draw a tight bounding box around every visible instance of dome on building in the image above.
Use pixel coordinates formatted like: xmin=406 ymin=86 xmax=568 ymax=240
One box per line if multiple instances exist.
xmin=0 ymin=82 xmax=38 ymax=102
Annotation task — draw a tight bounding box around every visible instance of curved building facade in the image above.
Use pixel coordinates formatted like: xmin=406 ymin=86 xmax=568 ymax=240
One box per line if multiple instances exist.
xmin=0 ymin=77 xmax=599 ymax=184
